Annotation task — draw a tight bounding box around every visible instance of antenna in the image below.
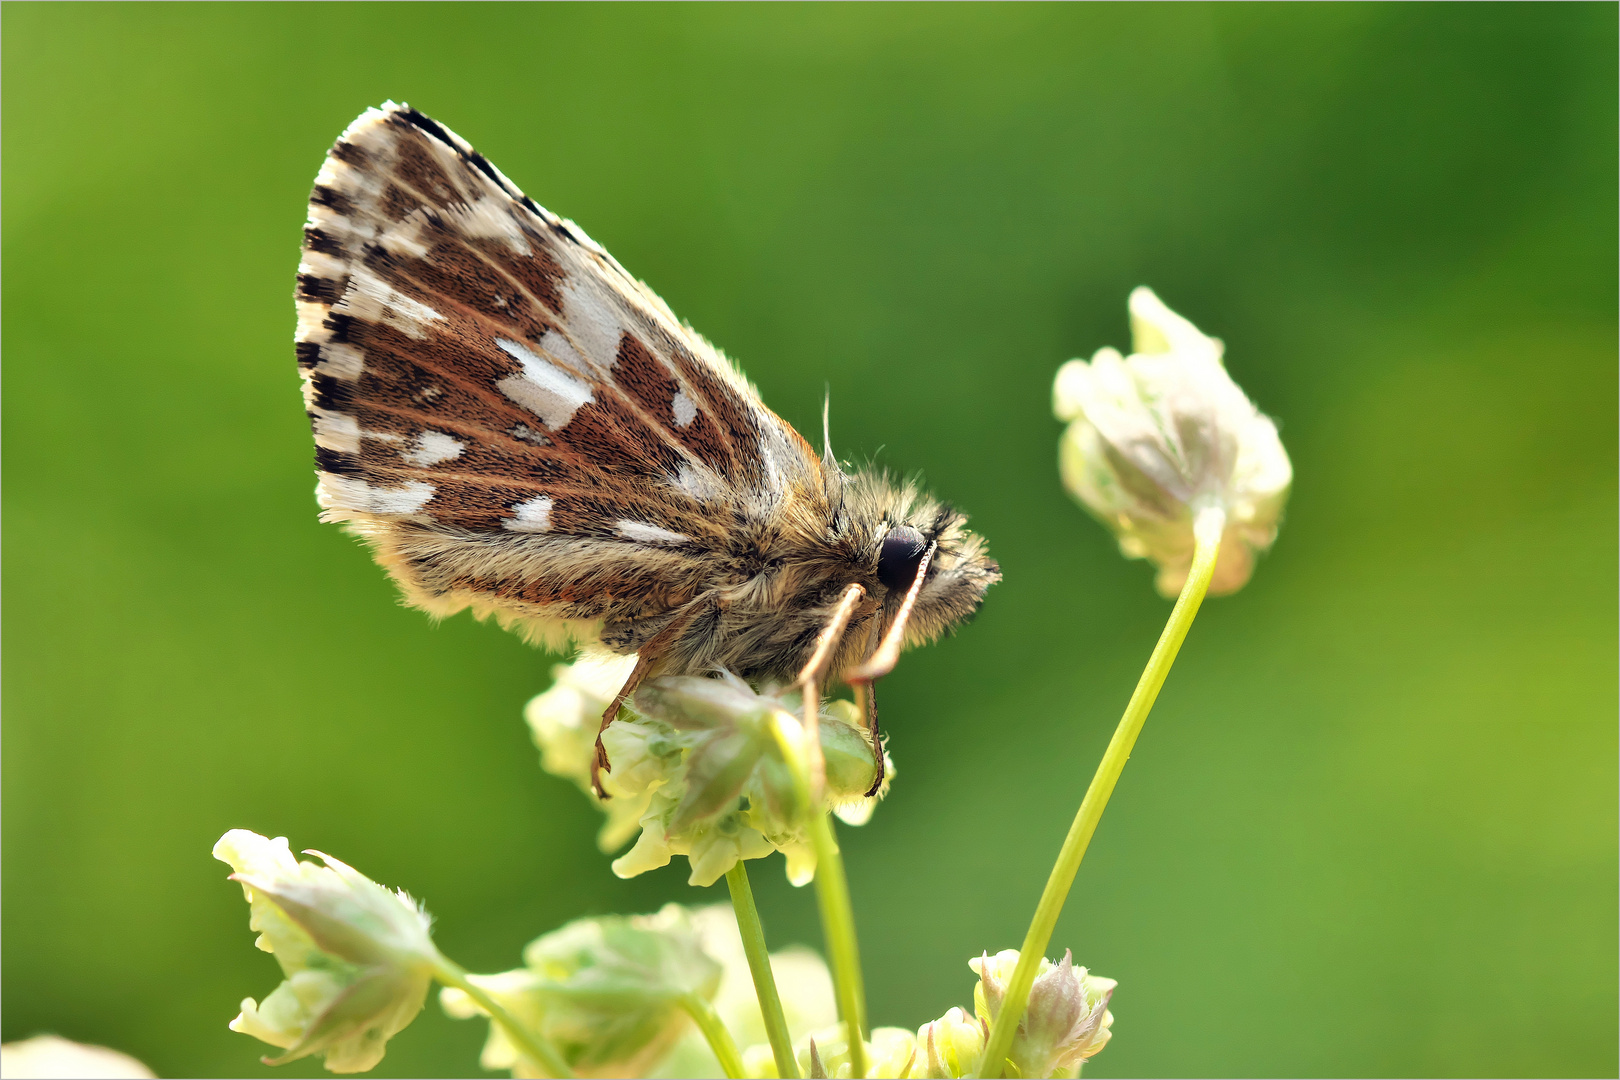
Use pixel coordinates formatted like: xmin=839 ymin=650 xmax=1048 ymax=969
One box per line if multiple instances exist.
xmin=821 ymin=385 xmax=836 ymax=468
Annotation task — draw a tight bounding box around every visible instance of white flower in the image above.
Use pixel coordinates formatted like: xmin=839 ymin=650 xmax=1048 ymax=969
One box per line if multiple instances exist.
xmin=214 ymin=830 xmax=437 ymax=1073
xmin=530 ymin=660 xmax=892 ymax=888
xmin=1054 ymin=287 xmax=1291 ymax=596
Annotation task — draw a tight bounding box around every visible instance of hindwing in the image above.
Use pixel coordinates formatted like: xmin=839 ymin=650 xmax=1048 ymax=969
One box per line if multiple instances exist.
xmin=295 ymin=102 xmax=828 ymax=642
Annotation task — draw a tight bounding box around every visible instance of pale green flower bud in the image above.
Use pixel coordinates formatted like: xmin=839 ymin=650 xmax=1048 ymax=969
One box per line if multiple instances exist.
xmin=0 ymin=1035 xmax=155 ymax=1079
xmin=213 ymin=830 xmax=437 ymax=1073
xmin=970 ymin=950 xmax=1115 ymax=1079
xmin=782 ymin=1025 xmax=918 ymax=1079
xmin=1053 ymin=287 xmax=1291 ymax=597
xmin=915 ymin=1006 xmax=987 ymax=1078
xmin=565 ymin=670 xmax=890 ymax=887
xmin=442 ymin=904 xmax=722 ymax=1078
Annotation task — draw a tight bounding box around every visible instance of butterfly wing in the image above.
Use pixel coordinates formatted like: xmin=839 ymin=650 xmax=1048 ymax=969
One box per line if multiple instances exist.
xmin=295 ymin=103 xmax=827 ymax=647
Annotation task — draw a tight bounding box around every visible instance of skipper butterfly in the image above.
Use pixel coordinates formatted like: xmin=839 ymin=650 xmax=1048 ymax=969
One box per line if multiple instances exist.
xmin=296 ymin=104 xmax=1000 ymax=795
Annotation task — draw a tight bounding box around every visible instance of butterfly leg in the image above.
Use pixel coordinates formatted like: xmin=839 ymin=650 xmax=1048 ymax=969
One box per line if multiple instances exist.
xmin=845 ymin=542 xmax=937 ymax=797
xmin=591 ymin=605 xmax=704 ymax=800
xmin=794 ymin=583 xmax=867 ymax=799
xmin=852 ymin=680 xmax=885 ymax=797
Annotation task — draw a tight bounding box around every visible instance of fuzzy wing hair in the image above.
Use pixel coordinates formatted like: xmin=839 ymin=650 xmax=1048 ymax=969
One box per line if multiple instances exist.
xmin=294 ymin=102 xmax=826 ymax=641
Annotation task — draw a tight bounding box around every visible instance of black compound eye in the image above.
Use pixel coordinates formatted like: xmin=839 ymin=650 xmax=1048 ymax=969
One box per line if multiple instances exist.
xmin=877 ymin=525 xmax=928 ymax=591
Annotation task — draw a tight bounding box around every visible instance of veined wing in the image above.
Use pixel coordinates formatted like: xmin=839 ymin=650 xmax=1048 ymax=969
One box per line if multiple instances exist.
xmin=294 ymin=103 xmax=825 ymax=636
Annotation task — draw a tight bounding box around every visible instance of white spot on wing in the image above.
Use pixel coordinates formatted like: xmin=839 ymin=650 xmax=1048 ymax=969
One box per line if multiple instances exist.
xmin=442 ymin=197 xmax=531 ymax=255
xmin=312 ymin=410 xmax=360 ymax=454
xmin=672 ymin=464 xmax=726 ymax=503
xmin=313 ymin=342 xmax=365 ymax=380
xmin=317 ymin=476 xmax=435 ymax=516
xmin=758 ymin=432 xmax=784 ymax=492
xmin=339 ymin=266 xmax=444 ymax=339
xmin=672 ymin=389 xmax=697 ymax=428
xmin=616 ymin=520 xmax=690 ymax=545
xmin=299 ymin=250 xmax=346 ymax=280
xmin=538 ymin=328 xmax=589 ymax=375
xmin=403 ymin=430 xmax=465 ymax=466
xmin=508 ymin=423 xmax=548 ymax=446
xmin=296 ymin=300 xmax=332 ymax=341
xmin=504 ymin=496 xmax=553 ymax=532
xmin=496 ymin=338 xmax=595 ymax=428
xmin=559 ymin=276 xmax=624 ymax=373
xmin=376 ymin=212 xmax=431 ymax=259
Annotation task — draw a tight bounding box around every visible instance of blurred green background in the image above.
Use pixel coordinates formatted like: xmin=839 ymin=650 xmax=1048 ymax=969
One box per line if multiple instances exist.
xmin=4 ymin=4 xmax=1615 ymax=1077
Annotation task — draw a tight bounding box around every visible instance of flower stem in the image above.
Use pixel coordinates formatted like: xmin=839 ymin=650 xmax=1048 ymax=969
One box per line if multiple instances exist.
xmin=974 ymin=506 xmax=1225 ymax=1079
xmin=809 ymin=808 xmax=868 ymax=1078
xmin=727 ymin=862 xmax=801 ymax=1079
xmin=772 ymin=714 xmax=870 ymax=1079
xmin=679 ymin=993 xmax=748 ymax=1079
xmin=431 ymin=954 xmax=573 ymax=1079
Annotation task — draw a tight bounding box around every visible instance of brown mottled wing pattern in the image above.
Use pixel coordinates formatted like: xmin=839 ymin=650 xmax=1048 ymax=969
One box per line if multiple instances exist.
xmin=295 ymin=103 xmax=825 ymax=646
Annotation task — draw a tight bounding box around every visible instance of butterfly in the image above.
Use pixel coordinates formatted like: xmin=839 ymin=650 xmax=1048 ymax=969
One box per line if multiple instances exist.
xmin=296 ymin=103 xmax=1000 ymax=796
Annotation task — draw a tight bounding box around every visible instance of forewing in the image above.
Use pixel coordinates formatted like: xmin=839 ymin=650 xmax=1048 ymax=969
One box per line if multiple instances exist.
xmin=295 ymin=103 xmax=824 ymax=638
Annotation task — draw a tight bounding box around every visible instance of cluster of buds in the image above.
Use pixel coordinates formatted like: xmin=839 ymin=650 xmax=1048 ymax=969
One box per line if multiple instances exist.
xmin=882 ymin=950 xmax=1112 ymax=1080
xmin=1053 ymin=287 xmax=1291 ymax=596
xmin=213 ymin=828 xmax=1121 ymax=1080
xmin=527 ymin=657 xmax=893 ymax=887
xmin=213 ymin=830 xmax=440 ymax=1073
xmin=442 ymin=904 xmax=723 ymax=1078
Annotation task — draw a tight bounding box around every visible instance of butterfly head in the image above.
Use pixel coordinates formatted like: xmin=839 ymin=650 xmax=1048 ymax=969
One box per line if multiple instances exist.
xmin=836 ymin=469 xmax=1001 ymax=652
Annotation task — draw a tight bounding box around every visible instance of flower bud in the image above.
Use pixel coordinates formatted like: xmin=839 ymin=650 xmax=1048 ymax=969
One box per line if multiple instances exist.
xmin=213 ymin=830 xmax=437 ymax=1073
xmin=1053 ymin=287 xmax=1291 ymax=596
xmin=970 ymin=950 xmax=1115 ymax=1078
xmin=442 ymin=904 xmax=722 ymax=1078
xmin=530 ymin=667 xmax=892 ymax=887
xmin=915 ymin=1006 xmax=987 ymax=1078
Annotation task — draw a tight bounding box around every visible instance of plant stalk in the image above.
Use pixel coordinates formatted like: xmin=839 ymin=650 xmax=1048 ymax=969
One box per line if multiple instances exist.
xmin=974 ymin=506 xmax=1226 ymax=1078
xmin=727 ymin=862 xmax=801 ymax=1078
xmin=772 ymin=714 xmax=870 ymax=1078
xmin=432 ymin=954 xmax=573 ymax=1079
xmin=679 ymin=993 xmax=748 ymax=1079
xmin=808 ymin=808 xmax=868 ymax=1077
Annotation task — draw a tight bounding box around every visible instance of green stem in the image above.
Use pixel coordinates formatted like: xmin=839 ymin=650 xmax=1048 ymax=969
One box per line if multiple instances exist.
xmin=809 ymin=809 xmax=868 ymax=1078
xmin=727 ymin=862 xmax=801 ymax=1079
xmin=975 ymin=506 xmax=1225 ymax=1079
xmin=432 ymin=954 xmax=573 ymax=1079
xmin=679 ymin=993 xmax=748 ymax=1079
xmin=771 ymin=715 xmax=870 ymax=1079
